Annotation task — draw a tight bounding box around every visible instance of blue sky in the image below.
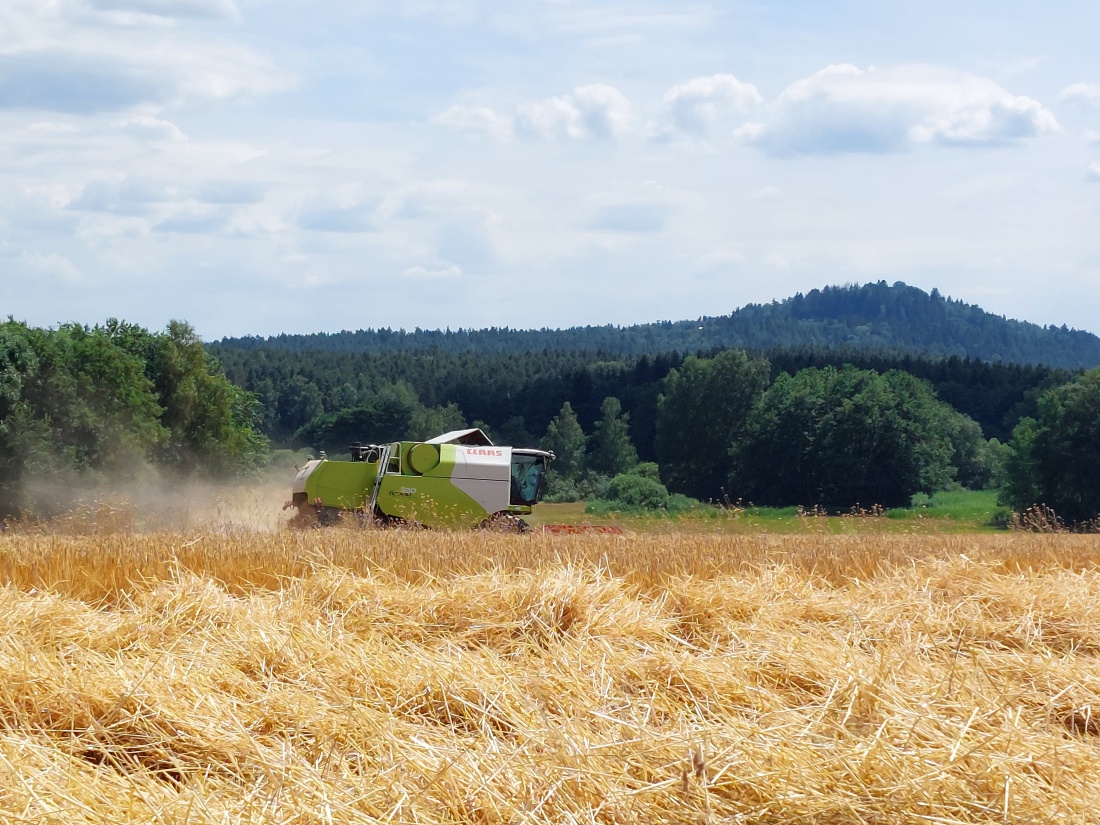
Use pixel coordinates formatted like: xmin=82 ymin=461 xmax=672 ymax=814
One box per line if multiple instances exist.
xmin=1 ymin=0 xmax=1097 ymax=338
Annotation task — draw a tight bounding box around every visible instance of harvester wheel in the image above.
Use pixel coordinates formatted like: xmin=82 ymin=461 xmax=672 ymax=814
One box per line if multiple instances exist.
xmin=288 ymin=503 xmax=344 ymax=529
xmin=478 ymin=513 xmax=531 ymax=533
xmin=377 ymin=515 xmax=427 ymax=530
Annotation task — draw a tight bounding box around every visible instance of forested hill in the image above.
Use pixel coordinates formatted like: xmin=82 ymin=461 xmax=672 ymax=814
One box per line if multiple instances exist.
xmin=216 ymin=282 xmax=1100 ymax=370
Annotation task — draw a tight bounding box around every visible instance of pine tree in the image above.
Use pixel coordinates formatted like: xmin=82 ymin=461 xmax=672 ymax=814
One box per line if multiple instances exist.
xmin=541 ymin=401 xmax=587 ymax=479
xmin=589 ymin=396 xmax=638 ymax=477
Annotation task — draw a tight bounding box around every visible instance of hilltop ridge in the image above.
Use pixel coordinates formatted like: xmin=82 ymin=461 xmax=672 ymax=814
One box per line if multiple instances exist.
xmin=216 ymin=282 xmax=1100 ymax=371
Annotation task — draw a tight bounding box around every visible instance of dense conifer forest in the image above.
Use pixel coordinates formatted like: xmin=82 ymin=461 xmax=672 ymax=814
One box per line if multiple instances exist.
xmin=217 ymin=282 xmax=1100 ymax=370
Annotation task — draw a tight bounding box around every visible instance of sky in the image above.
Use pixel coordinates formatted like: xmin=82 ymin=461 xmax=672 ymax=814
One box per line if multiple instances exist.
xmin=1 ymin=0 xmax=1098 ymax=339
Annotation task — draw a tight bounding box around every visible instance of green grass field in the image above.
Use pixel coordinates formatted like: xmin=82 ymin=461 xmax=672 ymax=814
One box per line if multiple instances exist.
xmin=532 ymin=489 xmax=1008 ymax=534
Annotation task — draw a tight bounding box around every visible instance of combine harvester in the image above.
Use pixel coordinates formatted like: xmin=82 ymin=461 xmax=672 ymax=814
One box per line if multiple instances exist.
xmin=285 ymin=427 xmax=621 ymax=534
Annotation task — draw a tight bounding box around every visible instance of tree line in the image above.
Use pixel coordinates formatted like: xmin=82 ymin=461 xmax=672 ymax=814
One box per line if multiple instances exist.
xmin=213 ymin=326 xmax=1097 ymax=520
xmin=3 ymin=315 xmax=1099 ymax=525
xmin=540 ymin=352 xmax=998 ymax=511
xmin=534 ymin=352 xmax=1100 ymax=522
xmin=217 ymin=281 xmax=1100 ymax=370
xmin=210 ymin=341 xmax=1065 ymax=452
xmin=0 ymin=319 xmax=267 ymax=518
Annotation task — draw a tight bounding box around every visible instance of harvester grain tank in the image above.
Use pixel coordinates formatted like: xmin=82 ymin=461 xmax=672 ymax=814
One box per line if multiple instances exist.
xmin=286 ymin=428 xmax=554 ymax=530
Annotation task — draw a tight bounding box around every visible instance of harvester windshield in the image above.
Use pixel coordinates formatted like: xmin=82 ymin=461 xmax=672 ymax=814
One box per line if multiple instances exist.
xmin=510 ymin=450 xmax=551 ymax=506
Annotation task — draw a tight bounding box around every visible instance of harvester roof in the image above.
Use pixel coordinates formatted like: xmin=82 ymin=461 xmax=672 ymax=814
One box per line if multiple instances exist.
xmin=426 ymin=428 xmax=495 ymax=446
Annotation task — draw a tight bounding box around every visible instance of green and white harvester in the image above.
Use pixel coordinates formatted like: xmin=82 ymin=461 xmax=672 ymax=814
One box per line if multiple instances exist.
xmin=285 ymin=428 xmax=554 ymax=531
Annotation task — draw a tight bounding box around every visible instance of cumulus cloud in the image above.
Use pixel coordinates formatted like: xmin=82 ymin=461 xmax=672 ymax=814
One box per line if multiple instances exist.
xmin=516 ymin=83 xmax=632 ymax=141
xmin=737 ymin=64 xmax=1060 ymax=155
xmin=1060 ymin=83 xmax=1100 ymax=108
xmin=434 ymin=105 xmax=513 ymax=142
xmin=438 ymin=84 xmax=631 ymax=143
xmin=650 ymin=74 xmax=762 ymax=139
xmin=1087 ymin=163 xmax=1100 ymax=182
xmin=515 ymin=95 xmax=583 ymax=140
xmin=571 ymin=84 xmax=633 ymax=139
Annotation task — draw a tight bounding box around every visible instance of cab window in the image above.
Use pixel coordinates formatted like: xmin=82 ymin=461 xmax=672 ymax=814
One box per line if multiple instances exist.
xmin=510 ymin=454 xmax=546 ymax=506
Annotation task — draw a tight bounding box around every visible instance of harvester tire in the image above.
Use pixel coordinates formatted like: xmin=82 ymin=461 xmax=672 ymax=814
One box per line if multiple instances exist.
xmin=478 ymin=513 xmax=531 ymax=533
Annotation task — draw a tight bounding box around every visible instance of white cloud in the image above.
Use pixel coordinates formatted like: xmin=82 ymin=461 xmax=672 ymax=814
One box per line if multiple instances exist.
xmin=434 ymin=105 xmax=513 ymax=142
xmin=516 ymin=84 xmax=632 ymax=142
xmin=113 ymin=115 xmax=187 ymax=141
xmin=0 ymin=3 xmax=293 ymax=114
xmin=515 ymin=94 xmax=583 ymax=141
xmin=23 ymin=250 xmax=83 ymax=282
xmin=571 ymin=84 xmax=633 ymax=139
xmin=1060 ymin=83 xmax=1100 ymax=108
xmin=21 ymin=182 xmax=73 ymax=209
xmin=731 ymin=121 xmax=765 ymax=142
xmin=403 ymin=264 xmax=462 ymax=278
xmin=436 ymin=85 xmax=632 ymax=144
xmin=439 ymin=79 xmax=780 ymax=145
xmin=0 ymin=2 xmax=1096 ymax=339
xmin=738 ymin=64 xmax=1060 ymax=155
xmin=651 ymin=74 xmax=762 ymax=139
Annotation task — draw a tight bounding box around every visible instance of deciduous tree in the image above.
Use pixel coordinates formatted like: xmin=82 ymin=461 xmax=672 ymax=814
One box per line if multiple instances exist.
xmin=729 ymin=367 xmax=957 ymax=508
xmin=1002 ymin=368 xmax=1100 ymax=523
xmin=655 ymin=350 xmax=769 ymax=501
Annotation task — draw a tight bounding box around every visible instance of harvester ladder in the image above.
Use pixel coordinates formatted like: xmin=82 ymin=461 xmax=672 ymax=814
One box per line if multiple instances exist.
xmin=368 ymin=442 xmax=396 ymax=513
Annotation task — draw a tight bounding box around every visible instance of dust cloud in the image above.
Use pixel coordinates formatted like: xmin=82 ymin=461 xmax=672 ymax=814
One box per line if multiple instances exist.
xmin=11 ymin=466 xmax=296 ymax=534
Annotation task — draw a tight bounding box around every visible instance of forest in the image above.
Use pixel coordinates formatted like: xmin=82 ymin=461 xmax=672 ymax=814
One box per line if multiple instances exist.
xmin=210 ymin=342 xmax=1066 ymax=458
xmin=220 ymin=337 xmax=1090 ymax=521
xmin=218 ymin=282 xmax=1100 ymax=370
xmin=4 ymin=281 xmax=1100 ymax=523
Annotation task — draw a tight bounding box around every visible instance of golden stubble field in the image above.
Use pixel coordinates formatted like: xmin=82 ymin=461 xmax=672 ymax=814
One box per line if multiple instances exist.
xmin=2 ymin=524 xmax=1100 ymax=823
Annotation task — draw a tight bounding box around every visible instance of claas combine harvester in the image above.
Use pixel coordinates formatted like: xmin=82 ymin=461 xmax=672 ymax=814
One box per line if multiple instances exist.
xmin=285 ymin=428 xmax=555 ymax=531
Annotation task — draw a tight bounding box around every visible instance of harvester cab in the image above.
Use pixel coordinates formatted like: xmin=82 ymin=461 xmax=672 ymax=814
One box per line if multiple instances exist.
xmin=286 ymin=428 xmax=554 ymax=530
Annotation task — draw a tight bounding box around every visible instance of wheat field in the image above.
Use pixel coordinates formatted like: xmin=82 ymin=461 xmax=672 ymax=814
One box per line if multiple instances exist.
xmin=1 ymin=523 xmax=1100 ymax=823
